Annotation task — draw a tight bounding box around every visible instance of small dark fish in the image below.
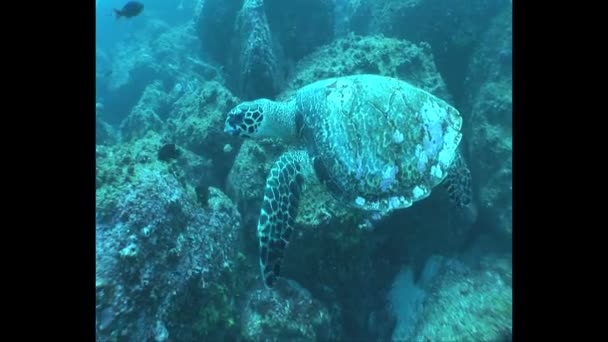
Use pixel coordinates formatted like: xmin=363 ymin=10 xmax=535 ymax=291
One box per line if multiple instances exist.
xmin=158 ymin=143 xmax=180 ymax=161
xmin=113 ymin=1 xmax=144 ymax=19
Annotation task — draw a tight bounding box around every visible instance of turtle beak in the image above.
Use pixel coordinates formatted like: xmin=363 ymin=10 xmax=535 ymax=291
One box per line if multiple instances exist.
xmin=224 ymin=122 xmax=239 ymax=136
xmin=224 ymin=125 xmax=234 ymax=135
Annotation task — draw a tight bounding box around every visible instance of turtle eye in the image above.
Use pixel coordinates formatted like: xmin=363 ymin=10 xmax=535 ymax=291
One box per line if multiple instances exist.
xmin=225 ymin=109 xmax=246 ymax=136
xmin=229 ymin=112 xmax=244 ymax=126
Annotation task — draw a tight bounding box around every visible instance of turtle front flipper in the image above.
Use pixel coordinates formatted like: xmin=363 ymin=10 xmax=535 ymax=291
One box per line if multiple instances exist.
xmin=258 ymin=150 xmax=310 ymax=288
xmin=444 ymin=151 xmax=477 ymax=224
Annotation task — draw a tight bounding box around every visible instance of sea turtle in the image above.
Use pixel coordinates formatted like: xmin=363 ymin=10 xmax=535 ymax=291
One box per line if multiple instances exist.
xmin=224 ymin=74 xmax=474 ymax=288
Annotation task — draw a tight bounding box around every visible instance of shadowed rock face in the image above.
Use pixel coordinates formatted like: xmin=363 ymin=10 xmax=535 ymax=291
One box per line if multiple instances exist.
xmin=235 ymin=0 xmax=282 ymax=100
xmin=241 ymin=278 xmax=343 ymax=341
xmin=463 ymin=6 xmax=512 ymax=237
xmin=265 ymin=0 xmax=335 ymax=61
xmin=346 ymin=0 xmax=509 ymax=107
xmin=196 ymin=0 xmax=280 ymax=100
xmin=196 ymin=0 xmax=335 ymax=100
xmin=196 ymin=0 xmax=243 ymax=65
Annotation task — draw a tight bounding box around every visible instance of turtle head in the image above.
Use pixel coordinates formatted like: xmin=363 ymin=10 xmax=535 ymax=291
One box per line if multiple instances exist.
xmin=224 ymin=100 xmax=269 ymax=139
xmin=225 ymin=98 xmax=297 ymax=141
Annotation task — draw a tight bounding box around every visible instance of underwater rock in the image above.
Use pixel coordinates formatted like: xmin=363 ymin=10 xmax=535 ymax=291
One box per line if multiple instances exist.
xmin=195 ymin=184 xmax=210 ymax=206
xmin=196 ymin=0 xmax=335 ymax=99
xmin=169 ymin=79 xmax=241 ymax=187
xmin=96 ymin=112 xmax=119 ymax=146
xmin=404 ymin=256 xmax=512 ymax=341
xmin=119 ymin=81 xmax=169 ymax=141
xmin=463 ymin=7 xmax=512 ymax=237
xmin=96 ymin=143 xmax=242 ymax=341
xmin=281 ymin=34 xmax=451 ymax=102
xmin=100 ymin=22 xmax=211 ymax=126
xmin=96 ymin=132 xmax=213 ymax=219
xmin=241 ymin=279 xmax=343 ymax=341
xmin=196 ymin=0 xmax=243 ymax=65
xmin=349 ymin=0 xmax=509 ymax=105
xmin=235 ymin=0 xmax=282 ymax=99
xmin=264 ymin=0 xmax=335 ymax=61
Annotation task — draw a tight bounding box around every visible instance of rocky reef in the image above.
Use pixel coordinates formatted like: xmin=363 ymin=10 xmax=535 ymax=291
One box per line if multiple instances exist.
xmin=119 ymin=80 xmax=170 ymax=141
xmin=97 ymin=21 xmax=222 ymax=126
xmin=96 ymin=102 xmax=118 ymax=145
xmin=264 ymin=0 xmax=335 ymax=62
xmin=196 ymin=0 xmax=243 ymax=66
xmin=196 ymin=0 xmax=335 ymax=99
xmin=168 ymin=78 xmax=241 ymax=188
xmin=96 ymin=1 xmax=512 ymax=339
xmin=387 ymin=254 xmax=511 ymax=341
xmin=464 ymin=6 xmax=513 ymax=237
xmin=345 ymin=0 xmax=510 ymax=105
xmin=96 ymin=131 xmax=245 ymax=341
xmin=241 ymin=279 xmax=342 ymax=341
xmin=235 ymin=0 xmax=283 ymax=99
xmin=282 ymin=34 xmax=451 ymax=102
xmin=413 ymin=256 xmax=512 ymax=341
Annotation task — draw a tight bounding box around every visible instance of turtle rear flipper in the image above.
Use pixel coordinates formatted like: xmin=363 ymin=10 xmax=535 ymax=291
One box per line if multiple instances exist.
xmin=258 ymin=150 xmax=309 ymax=288
xmin=444 ymin=152 xmax=477 ymax=224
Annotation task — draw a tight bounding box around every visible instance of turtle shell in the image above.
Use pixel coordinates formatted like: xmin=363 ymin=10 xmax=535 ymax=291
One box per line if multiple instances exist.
xmin=295 ymin=74 xmax=462 ymax=212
